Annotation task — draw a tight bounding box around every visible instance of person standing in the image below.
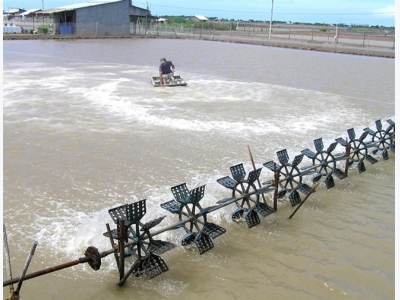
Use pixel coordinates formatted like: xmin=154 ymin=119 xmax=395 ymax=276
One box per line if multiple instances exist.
xmin=159 ymin=57 xmax=175 ymax=85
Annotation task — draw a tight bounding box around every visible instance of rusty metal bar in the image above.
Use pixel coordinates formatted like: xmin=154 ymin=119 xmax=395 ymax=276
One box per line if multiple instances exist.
xmin=288 ymin=183 xmax=319 ymax=219
xmin=119 ymin=258 xmax=140 ymax=286
xmin=3 ymin=246 xmax=118 ymax=287
xmin=3 ymin=184 xmax=274 ymax=288
xmin=15 ymin=241 xmax=38 ymax=294
xmin=248 ymin=145 xmax=268 ymax=204
xmin=3 ymin=258 xmax=84 ymax=287
xmin=3 ymin=224 xmax=15 ymax=294
xmin=273 ymin=164 xmax=279 ymax=210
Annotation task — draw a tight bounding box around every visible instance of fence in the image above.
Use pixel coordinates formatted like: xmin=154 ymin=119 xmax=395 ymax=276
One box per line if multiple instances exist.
xmin=144 ymin=22 xmax=395 ymax=52
xmin=4 ymin=18 xmax=395 ymax=55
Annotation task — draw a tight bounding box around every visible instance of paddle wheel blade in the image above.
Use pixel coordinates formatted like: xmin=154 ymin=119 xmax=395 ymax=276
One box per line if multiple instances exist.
xmin=375 ymin=119 xmax=382 ymax=131
xmin=365 ymin=154 xmax=378 ymax=164
xmin=277 ymin=149 xmax=289 ymax=165
xmin=263 ymin=161 xmax=281 ymax=171
xmin=148 ymin=240 xmax=176 ymax=255
xmin=382 ymin=149 xmax=389 ymax=160
xmin=326 ymin=141 xmax=338 ymax=154
xmin=357 ymin=160 xmax=366 ymax=173
xmin=171 ymin=183 xmax=191 ymax=204
xmin=247 ymin=168 xmax=262 ymax=185
xmin=181 ymin=232 xmax=195 ymax=246
xmin=194 ymin=232 xmax=214 ymax=255
xmin=333 ymin=168 xmax=347 ymax=180
xmin=359 ymin=131 xmax=369 ymax=141
xmin=160 ymin=199 xmax=181 ymax=214
xmin=301 ymin=148 xmax=316 ymax=159
xmin=277 ymin=188 xmax=287 ymax=199
xmin=348 ymin=158 xmax=354 ymax=166
xmin=254 ymin=202 xmax=276 ymax=217
xmin=135 ymin=253 xmax=169 ymax=279
xmin=202 ymin=222 xmax=226 ymax=239
xmin=364 ymin=127 xmax=375 ymax=136
xmin=390 ymin=141 xmax=395 ymax=152
xmin=291 ymin=154 xmax=304 ymax=168
xmin=232 ymin=207 xmax=244 ymax=220
xmin=325 ymin=175 xmax=335 ymax=189
xmin=230 ymin=163 xmax=246 ymax=183
xmin=335 ymin=137 xmax=347 ymax=146
xmin=314 ymin=138 xmax=324 ymax=152
xmin=313 ymin=173 xmax=322 ymax=183
xmin=189 ymin=184 xmax=206 ymax=204
xmin=126 ymin=199 xmax=146 ymax=224
xmin=244 ymin=209 xmax=260 ymax=229
xmin=289 ymin=190 xmax=301 ymax=207
xmin=141 ymin=216 xmax=166 ymax=231
xmin=297 ymin=183 xmax=313 ymax=195
xmin=347 ymin=128 xmax=356 ymax=141
xmin=217 ymin=176 xmax=237 ymax=190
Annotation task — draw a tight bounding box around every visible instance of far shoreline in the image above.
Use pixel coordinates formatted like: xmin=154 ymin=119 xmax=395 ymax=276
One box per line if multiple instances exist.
xmin=3 ymin=34 xmax=395 ymax=59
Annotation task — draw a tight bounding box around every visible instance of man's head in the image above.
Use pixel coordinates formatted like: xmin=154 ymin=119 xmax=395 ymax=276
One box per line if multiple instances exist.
xmin=160 ymin=57 xmax=166 ymax=64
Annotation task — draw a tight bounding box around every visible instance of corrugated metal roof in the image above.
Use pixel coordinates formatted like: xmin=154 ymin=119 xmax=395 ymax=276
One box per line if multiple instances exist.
xmin=4 ymin=8 xmax=23 ymax=14
xmin=193 ymin=15 xmax=209 ymax=21
xmin=39 ymin=0 xmax=123 ymax=14
xmin=19 ymin=9 xmax=41 ymax=16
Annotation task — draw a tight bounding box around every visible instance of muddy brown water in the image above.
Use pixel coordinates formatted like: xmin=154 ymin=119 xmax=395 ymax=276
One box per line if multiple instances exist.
xmin=3 ymin=38 xmax=395 ymax=300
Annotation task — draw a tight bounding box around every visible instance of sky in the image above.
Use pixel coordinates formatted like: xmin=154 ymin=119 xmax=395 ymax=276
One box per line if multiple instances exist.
xmin=2 ymin=0 xmax=396 ymax=27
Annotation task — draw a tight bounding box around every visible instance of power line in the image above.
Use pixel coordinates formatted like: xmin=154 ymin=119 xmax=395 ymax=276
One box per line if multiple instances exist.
xmin=139 ymin=3 xmax=394 ymax=16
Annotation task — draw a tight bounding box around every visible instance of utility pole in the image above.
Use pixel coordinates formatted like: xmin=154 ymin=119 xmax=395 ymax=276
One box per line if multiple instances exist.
xmin=269 ymin=0 xmax=274 ymax=39
xmin=42 ymin=0 xmax=44 ymax=24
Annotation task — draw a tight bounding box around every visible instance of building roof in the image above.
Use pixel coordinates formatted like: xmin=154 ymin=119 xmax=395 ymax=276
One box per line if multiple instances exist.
xmin=4 ymin=8 xmax=23 ymax=14
xmin=193 ymin=15 xmax=208 ymax=21
xmin=19 ymin=9 xmax=42 ymax=16
xmin=38 ymin=0 xmax=123 ymax=14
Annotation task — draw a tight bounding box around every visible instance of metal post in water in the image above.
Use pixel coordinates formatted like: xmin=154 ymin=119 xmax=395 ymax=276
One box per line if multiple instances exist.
xmin=118 ymin=219 xmax=125 ymax=280
xmin=3 ymin=224 xmax=15 ymax=295
xmin=14 ymin=241 xmax=38 ymax=295
xmin=247 ymin=145 xmax=268 ymax=204
xmin=344 ymin=139 xmax=350 ymax=175
xmin=288 ymin=183 xmax=319 ymax=219
xmin=273 ymin=163 xmax=279 ymax=210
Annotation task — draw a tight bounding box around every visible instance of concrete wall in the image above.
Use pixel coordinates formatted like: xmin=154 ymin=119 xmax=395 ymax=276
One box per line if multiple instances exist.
xmin=3 ymin=25 xmax=22 ymax=33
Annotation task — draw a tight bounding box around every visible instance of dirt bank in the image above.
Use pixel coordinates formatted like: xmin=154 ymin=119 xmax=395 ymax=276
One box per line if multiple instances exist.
xmin=3 ymin=33 xmax=395 ymax=58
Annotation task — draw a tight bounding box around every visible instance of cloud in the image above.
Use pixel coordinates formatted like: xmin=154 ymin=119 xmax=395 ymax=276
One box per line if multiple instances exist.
xmin=373 ymin=5 xmax=395 ymax=18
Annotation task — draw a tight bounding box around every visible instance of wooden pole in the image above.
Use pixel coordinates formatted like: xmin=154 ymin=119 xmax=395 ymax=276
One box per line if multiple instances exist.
xmin=344 ymin=138 xmax=350 ymax=175
xmin=247 ymin=145 xmax=267 ymax=204
xmin=14 ymin=241 xmax=38 ymax=294
xmin=288 ymin=183 xmax=319 ymax=219
xmin=273 ymin=163 xmax=279 ymax=210
xmin=119 ymin=259 xmax=140 ymax=286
